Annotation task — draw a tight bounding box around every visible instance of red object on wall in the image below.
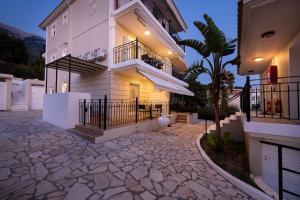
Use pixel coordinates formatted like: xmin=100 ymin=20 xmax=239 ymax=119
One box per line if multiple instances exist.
xmin=268 ymin=65 xmax=278 ymax=84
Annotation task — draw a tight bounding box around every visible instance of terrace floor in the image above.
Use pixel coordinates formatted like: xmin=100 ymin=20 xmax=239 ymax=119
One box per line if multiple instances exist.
xmin=0 ymin=111 xmax=253 ymax=200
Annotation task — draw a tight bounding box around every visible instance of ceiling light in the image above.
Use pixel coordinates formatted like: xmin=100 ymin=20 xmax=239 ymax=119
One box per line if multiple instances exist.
xmin=144 ymin=30 xmax=150 ymax=36
xmin=261 ymin=31 xmax=275 ymax=39
xmin=168 ymin=51 xmax=172 ymax=55
xmin=254 ymin=57 xmax=263 ymax=62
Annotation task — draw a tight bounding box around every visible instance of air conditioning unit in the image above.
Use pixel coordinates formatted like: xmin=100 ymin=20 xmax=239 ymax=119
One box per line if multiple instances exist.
xmin=94 ymin=48 xmax=106 ymax=61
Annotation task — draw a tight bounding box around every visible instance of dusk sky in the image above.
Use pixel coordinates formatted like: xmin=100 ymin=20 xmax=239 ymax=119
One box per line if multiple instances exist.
xmin=0 ymin=0 xmax=246 ymax=86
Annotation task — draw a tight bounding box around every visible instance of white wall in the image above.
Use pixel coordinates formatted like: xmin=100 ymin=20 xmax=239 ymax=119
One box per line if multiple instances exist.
xmin=43 ymin=92 xmax=91 ymax=129
xmin=260 ymin=31 xmax=300 ymax=119
xmin=31 ymin=86 xmax=44 ymax=110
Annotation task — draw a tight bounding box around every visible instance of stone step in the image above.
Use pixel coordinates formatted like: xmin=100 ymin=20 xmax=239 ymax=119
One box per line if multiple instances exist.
xmin=69 ymin=125 xmax=104 ymax=143
xmin=11 ymin=104 xmax=28 ymax=111
xmin=175 ymin=120 xmax=187 ymax=124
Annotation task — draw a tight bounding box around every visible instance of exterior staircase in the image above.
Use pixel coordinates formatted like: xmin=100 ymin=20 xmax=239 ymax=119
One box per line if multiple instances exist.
xmin=176 ymin=113 xmax=188 ymax=123
xmin=11 ymin=91 xmax=28 ymax=111
xmin=69 ymin=125 xmax=104 ymax=143
xmin=207 ymin=112 xmax=244 ymax=142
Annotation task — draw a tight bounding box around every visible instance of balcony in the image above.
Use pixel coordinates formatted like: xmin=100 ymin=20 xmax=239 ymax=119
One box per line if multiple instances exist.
xmin=113 ymin=39 xmax=172 ymax=74
xmin=114 ymin=0 xmax=186 ymax=53
xmin=239 ymin=75 xmax=300 ymax=122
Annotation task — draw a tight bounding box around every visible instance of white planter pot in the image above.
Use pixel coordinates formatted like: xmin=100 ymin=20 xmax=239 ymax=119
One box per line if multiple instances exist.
xmin=158 ymin=113 xmax=170 ymax=128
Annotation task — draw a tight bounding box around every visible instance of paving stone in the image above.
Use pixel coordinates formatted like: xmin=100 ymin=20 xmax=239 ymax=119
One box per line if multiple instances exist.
xmin=140 ymin=191 xmax=156 ymax=200
xmin=185 ymin=180 xmax=214 ymax=200
xmin=0 ymin=152 xmax=15 ymax=160
xmin=89 ymin=164 xmax=107 ymax=174
xmin=110 ymin=179 xmax=122 ymax=188
xmin=162 ymin=181 xmax=177 ymax=193
xmin=109 ymin=192 xmax=133 ymax=200
xmin=114 ymin=171 xmax=126 ymax=180
xmin=65 ymin=183 xmax=92 ymax=200
xmin=35 ymin=180 xmax=56 ymax=196
xmin=176 ymin=186 xmax=195 ymax=199
xmin=103 ymin=186 xmax=127 ymax=200
xmin=0 ymin=112 xmax=252 ymax=200
xmin=94 ymin=174 xmax=110 ymax=189
xmin=52 ymin=167 xmax=71 ymax=181
xmin=149 ymin=168 xmax=164 ymax=182
xmin=130 ymin=166 xmax=148 ymax=180
xmin=29 ymin=151 xmax=42 ymax=159
xmin=35 ymin=162 xmax=48 ymax=181
xmin=0 ymin=168 xmax=11 ymax=180
xmin=140 ymin=178 xmax=154 ymax=190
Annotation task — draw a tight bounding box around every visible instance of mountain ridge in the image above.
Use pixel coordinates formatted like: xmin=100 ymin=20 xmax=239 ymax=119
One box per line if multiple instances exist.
xmin=0 ymin=22 xmax=45 ymax=60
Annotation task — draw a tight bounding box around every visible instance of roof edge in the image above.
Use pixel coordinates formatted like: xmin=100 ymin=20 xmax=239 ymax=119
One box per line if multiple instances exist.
xmin=39 ymin=0 xmax=74 ymax=30
xmin=166 ymin=0 xmax=188 ymax=32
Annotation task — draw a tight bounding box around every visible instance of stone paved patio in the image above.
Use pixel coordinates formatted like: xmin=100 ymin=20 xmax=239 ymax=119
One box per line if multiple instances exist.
xmin=0 ymin=111 xmax=253 ymax=200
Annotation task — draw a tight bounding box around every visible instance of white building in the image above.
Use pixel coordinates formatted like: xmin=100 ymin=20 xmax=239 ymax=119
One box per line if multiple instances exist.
xmin=237 ymin=0 xmax=300 ymax=199
xmin=39 ymin=0 xmax=193 ymax=130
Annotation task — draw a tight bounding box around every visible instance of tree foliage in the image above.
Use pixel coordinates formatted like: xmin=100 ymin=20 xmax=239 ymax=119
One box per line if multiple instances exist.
xmin=177 ymin=14 xmax=240 ymax=151
xmin=0 ymin=32 xmax=44 ymax=80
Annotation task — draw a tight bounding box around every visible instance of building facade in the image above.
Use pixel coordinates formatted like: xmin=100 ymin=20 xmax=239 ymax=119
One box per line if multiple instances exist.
xmin=39 ymin=0 xmax=193 ymax=104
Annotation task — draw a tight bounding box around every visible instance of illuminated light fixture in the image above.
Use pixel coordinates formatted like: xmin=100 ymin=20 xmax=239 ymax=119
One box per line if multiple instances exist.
xmin=144 ymin=30 xmax=150 ymax=36
xmin=261 ymin=31 xmax=275 ymax=39
xmin=254 ymin=57 xmax=263 ymax=62
xmin=168 ymin=51 xmax=172 ymax=55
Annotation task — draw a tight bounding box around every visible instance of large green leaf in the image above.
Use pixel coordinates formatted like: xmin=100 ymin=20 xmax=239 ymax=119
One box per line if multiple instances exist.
xmin=177 ymin=39 xmax=211 ymax=58
xmin=185 ymin=60 xmax=208 ymax=80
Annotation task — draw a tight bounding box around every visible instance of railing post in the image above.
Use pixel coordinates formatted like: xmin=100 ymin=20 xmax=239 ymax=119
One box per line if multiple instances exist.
xmin=150 ymin=104 xmax=152 ymax=119
xmin=278 ymin=146 xmax=283 ymax=200
xmin=246 ymin=76 xmax=251 ymax=121
xmin=104 ymin=95 xmax=107 ymax=130
xmin=135 ymin=37 xmax=139 ymax=59
xmin=83 ymin=99 xmax=86 ymax=125
xmin=98 ymin=99 xmax=101 ymax=129
xmin=135 ymin=97 xmax=138 ymax=123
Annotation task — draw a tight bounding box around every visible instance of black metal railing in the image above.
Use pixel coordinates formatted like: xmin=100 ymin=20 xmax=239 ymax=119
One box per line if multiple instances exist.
xmin=79 ymin=95 xmax=168 ymax=129
xmin=113 ymin=39 xmax=172 ymax=73
xmin=240 ymin=75 xmax=300 ymax=121
xmin=260 ymin=141 xmax=300 ymax=200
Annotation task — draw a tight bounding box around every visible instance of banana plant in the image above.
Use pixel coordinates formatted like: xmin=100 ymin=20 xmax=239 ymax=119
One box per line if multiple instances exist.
xmin=177 ymin=14 xmax=240 ymax=151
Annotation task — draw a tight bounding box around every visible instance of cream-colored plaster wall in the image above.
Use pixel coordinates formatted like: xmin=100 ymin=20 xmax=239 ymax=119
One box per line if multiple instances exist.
xmin=71 ymin=0 xmax=109 ymax=66
xmin=115 ymin=24 xmax=135 ymax=46
xmin=109 ymin=71 xmax=169 ymax=102
xmin=45 ymin=0 xmax=110 ymax=98
xmin=71 ymin=70 xmax=109 ymax=99
xmin=46 ymin=9 xmax=70 ymax=64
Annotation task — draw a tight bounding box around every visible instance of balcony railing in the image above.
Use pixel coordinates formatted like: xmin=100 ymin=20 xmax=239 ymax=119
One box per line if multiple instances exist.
xmin=239 ymin=75 xmax=300 ymax=121
xmin=79 ymin=96 xmax=168 ymax=129
xmin=114 ymin=0 xmax=185 ymax=52
xmin=113 ymin=39 xmax=172 ymax=73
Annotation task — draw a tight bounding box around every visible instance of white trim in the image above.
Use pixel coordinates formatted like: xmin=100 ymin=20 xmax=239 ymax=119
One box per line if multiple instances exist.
xmin=138 ymin=70 xmax=194 ymax=96
xmin=196 ymin=130 xmax=273 ymax=200
xmin=113 ymin=0 xmax=185 ymax=56
xmin=111 ymin=59 xmax=188 ymax=86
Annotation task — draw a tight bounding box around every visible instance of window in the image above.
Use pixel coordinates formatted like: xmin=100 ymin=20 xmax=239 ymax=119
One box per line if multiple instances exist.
xmin=129 ymin=84 xmax=140 ymax=101
xmin=50 ymin=23 xmax=56 ymax=37
xmin=62 ymin=12 xmax=68 ymax=25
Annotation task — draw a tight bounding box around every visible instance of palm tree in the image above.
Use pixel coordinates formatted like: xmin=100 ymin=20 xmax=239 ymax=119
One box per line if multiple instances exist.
xmin=177 ymin=14 xmax=239 ymax=150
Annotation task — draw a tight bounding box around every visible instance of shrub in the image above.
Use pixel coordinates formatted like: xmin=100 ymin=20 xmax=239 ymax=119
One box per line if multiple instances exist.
xmin=198 ymin=105 xmax=239 ymax=120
